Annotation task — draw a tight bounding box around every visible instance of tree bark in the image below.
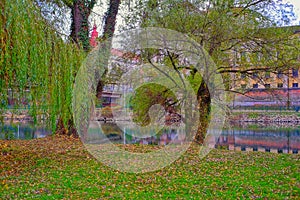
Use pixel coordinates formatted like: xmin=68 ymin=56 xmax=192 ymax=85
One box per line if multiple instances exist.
xmin=58 ymin=0 xmax=120 ymax=136
xmin=102 ymin=0 xmax=121 ymax=39
xmin=56 ymin=0 xmax=96 ymax=136
xmin=0 ymin=0 xmax=8 ymax=86
xmin=96 ymin=0 xmax=121 ymax=98
xmin=70 ymin=0 xmax=96 ymax=51
xmin=195 ymin=79 xmax=211 ymax=144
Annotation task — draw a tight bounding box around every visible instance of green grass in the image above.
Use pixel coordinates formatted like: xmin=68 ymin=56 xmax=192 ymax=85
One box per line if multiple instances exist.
xmin=1 ymin=136 xmax=299 ymax=199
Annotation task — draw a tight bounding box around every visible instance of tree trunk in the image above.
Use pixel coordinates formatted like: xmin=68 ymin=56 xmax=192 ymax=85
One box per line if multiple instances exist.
xmin=63 ymin=0 xmax=120 ymax=137
xmin=194 ymin=79 xmax=211 ymax=144
xmin=0 ymin=0 xmax=8 ymax=89
xmin=56 ymin=0 xmax=96 ymax=136
xmin=59 ymin=0 xmax=120 ymax=137
xmin=96 ymin=0 xmax=121 ymax=98
xmin=102 ymin=0 xmax=121 ymax=39
xmin=70 ymin=0 xmax=95 ymax=51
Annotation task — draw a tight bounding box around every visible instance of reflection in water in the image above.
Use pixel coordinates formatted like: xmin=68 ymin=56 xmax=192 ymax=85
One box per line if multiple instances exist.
xmin=0 ymin=123 xmax=52 ymax=139
xmin=2 ymin=121 xmax=300 ymax=154
xmin=86 ymin=122 xmax=300 ymax=154
xmin=86 ymin=122 xmax=187 ymax=145
xmin=216 ymin=129 xmax=300 ymax=154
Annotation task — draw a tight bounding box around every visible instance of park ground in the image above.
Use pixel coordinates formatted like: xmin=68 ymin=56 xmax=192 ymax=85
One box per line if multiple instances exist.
xmin=1 ymin=135 xmax=299 ymax=199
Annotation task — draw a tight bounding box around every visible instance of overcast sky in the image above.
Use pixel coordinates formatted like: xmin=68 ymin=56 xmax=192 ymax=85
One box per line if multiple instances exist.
xmin=91 ymin=0 xmax=300 ymax=37
xmin=283 ymin=0 xmax=300 ymax=25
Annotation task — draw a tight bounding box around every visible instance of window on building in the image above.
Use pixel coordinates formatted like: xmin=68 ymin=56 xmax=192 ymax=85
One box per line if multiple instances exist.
xmin=265 ymin=71 xmax=270 ymax=78
xmin=277 ymin=83 xmax=283 ymax=88
xmin=292 ymin=68 xmax=298 ymax=77
xmin=253 ymin=83 xmax=258 ymax=88
xmin=264 ymin=84 xmax=271 ymax=88
xmin=277 ymin=71 xmax=283 ymax=78
xmin=292 ymin=83 xmax=298 ymax=88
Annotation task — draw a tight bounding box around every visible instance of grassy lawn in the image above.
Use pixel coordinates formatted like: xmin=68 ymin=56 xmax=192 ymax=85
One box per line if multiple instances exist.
xmin=1 ymin=135 xmax=299 ymax=199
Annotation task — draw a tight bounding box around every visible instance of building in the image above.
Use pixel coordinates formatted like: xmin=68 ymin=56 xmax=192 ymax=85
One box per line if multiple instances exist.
xmin=90 ymin=23 xmax=98 ymax=48
xmin=232 ymin=69 xmax=300 ymax=109
xmin=230 ymin=26 xmax=300 ymax=109
xmin=90 ymin=24 xmax=300 ymax=110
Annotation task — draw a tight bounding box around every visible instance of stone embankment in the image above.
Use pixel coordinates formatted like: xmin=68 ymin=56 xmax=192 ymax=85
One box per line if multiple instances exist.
xmin=229 ymin=113 xmax=300 ymax=124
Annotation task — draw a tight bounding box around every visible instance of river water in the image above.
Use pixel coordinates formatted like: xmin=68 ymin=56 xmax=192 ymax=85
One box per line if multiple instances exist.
xmin=0 ymin=123 xmax=51 ymax=140
xmin=1 ymin=122 xmax=299 ymax=154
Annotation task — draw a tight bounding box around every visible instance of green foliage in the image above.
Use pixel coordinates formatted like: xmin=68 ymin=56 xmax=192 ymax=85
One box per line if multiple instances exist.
xmin=186 ymin=71 xmax=202 ymax=93
xmin=0 ymin=0 xmax=85 ymax=132
xmin=130 ymin=83 xmax=178 ymax=126
xmin=125 ymin=0 xmax=299 ymax=79
xmin=124 ymin=1 xmax=300 ymax=144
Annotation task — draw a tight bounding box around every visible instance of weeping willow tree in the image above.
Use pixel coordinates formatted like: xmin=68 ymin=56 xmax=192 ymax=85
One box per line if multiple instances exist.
xmin=0 ymin=0 xmax=85 ymax=134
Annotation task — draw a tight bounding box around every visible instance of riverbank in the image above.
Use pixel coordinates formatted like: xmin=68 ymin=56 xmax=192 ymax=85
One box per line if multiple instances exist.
xmin=1 ymin=135 xmax=299 ymax=199
xmin=229 ymin=110 xmax=300 ymax=124
xmin=3 ymin=109 xmax=300 ymax=123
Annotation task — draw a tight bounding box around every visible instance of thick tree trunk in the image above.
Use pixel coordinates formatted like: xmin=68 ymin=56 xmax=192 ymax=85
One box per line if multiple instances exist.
xmin=56 ymin=117 xmax=78 ymax=137
xmin=102 ymin=0 xmax=121 ymax=39
xmin=56 ymin=0 xmax=96 ymax=136
xmin=61 ymin=0 xmax=120 ymax=137
xmin=195 ymin=79 xmax=211 ymax=144
xmin=0 ymin=0 xmax=8 ymax=87
xmin=70 ymin=0 xmax=95 ymax=51
xmin=96 ymin=0 xmax=121 ymax=98
xmin=70 ymin=2 xmax=83 ymax=43
xmin=59 ymin=0 xmax=120 ymax=137
xmin=96 ymin=79 xmax=104 ymax=99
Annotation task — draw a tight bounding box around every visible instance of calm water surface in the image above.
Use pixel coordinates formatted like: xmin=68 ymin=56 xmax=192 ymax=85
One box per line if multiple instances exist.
xmin=86 ymin=122 xmax=300 ymax=154
xmin=0 ymin=123 xmax=51 ymax=140
xmin=1 ymin=122 xmax=299 ymax=154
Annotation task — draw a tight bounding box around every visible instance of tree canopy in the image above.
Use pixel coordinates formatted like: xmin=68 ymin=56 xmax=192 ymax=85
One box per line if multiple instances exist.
xmin=1 ymin=0 xmax=299 ymax=141
xmin=123 ymin=0 xmax=300 ymax=94
xmin=122 ymin=0 xmax=300 ymax=142
xmin=1 ymin=0 xmax=84 ymax=133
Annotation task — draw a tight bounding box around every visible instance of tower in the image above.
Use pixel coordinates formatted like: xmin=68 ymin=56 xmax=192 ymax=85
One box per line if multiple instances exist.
xmin=90 ymin=22 xmax=98 ymax=48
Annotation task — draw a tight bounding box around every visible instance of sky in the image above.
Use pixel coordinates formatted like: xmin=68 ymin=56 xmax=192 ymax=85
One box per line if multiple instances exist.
xmin=91 ymin=0 xmax=300 ymax=37
xmin=284 ymin=0 xmax=300 ymax=25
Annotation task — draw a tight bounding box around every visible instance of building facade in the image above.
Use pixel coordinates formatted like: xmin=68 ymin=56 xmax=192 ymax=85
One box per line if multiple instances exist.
xmin=232 ymin=69 xmax=300 ymax=109
xmin=230 ymin=27 xmax=300 ymax=109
